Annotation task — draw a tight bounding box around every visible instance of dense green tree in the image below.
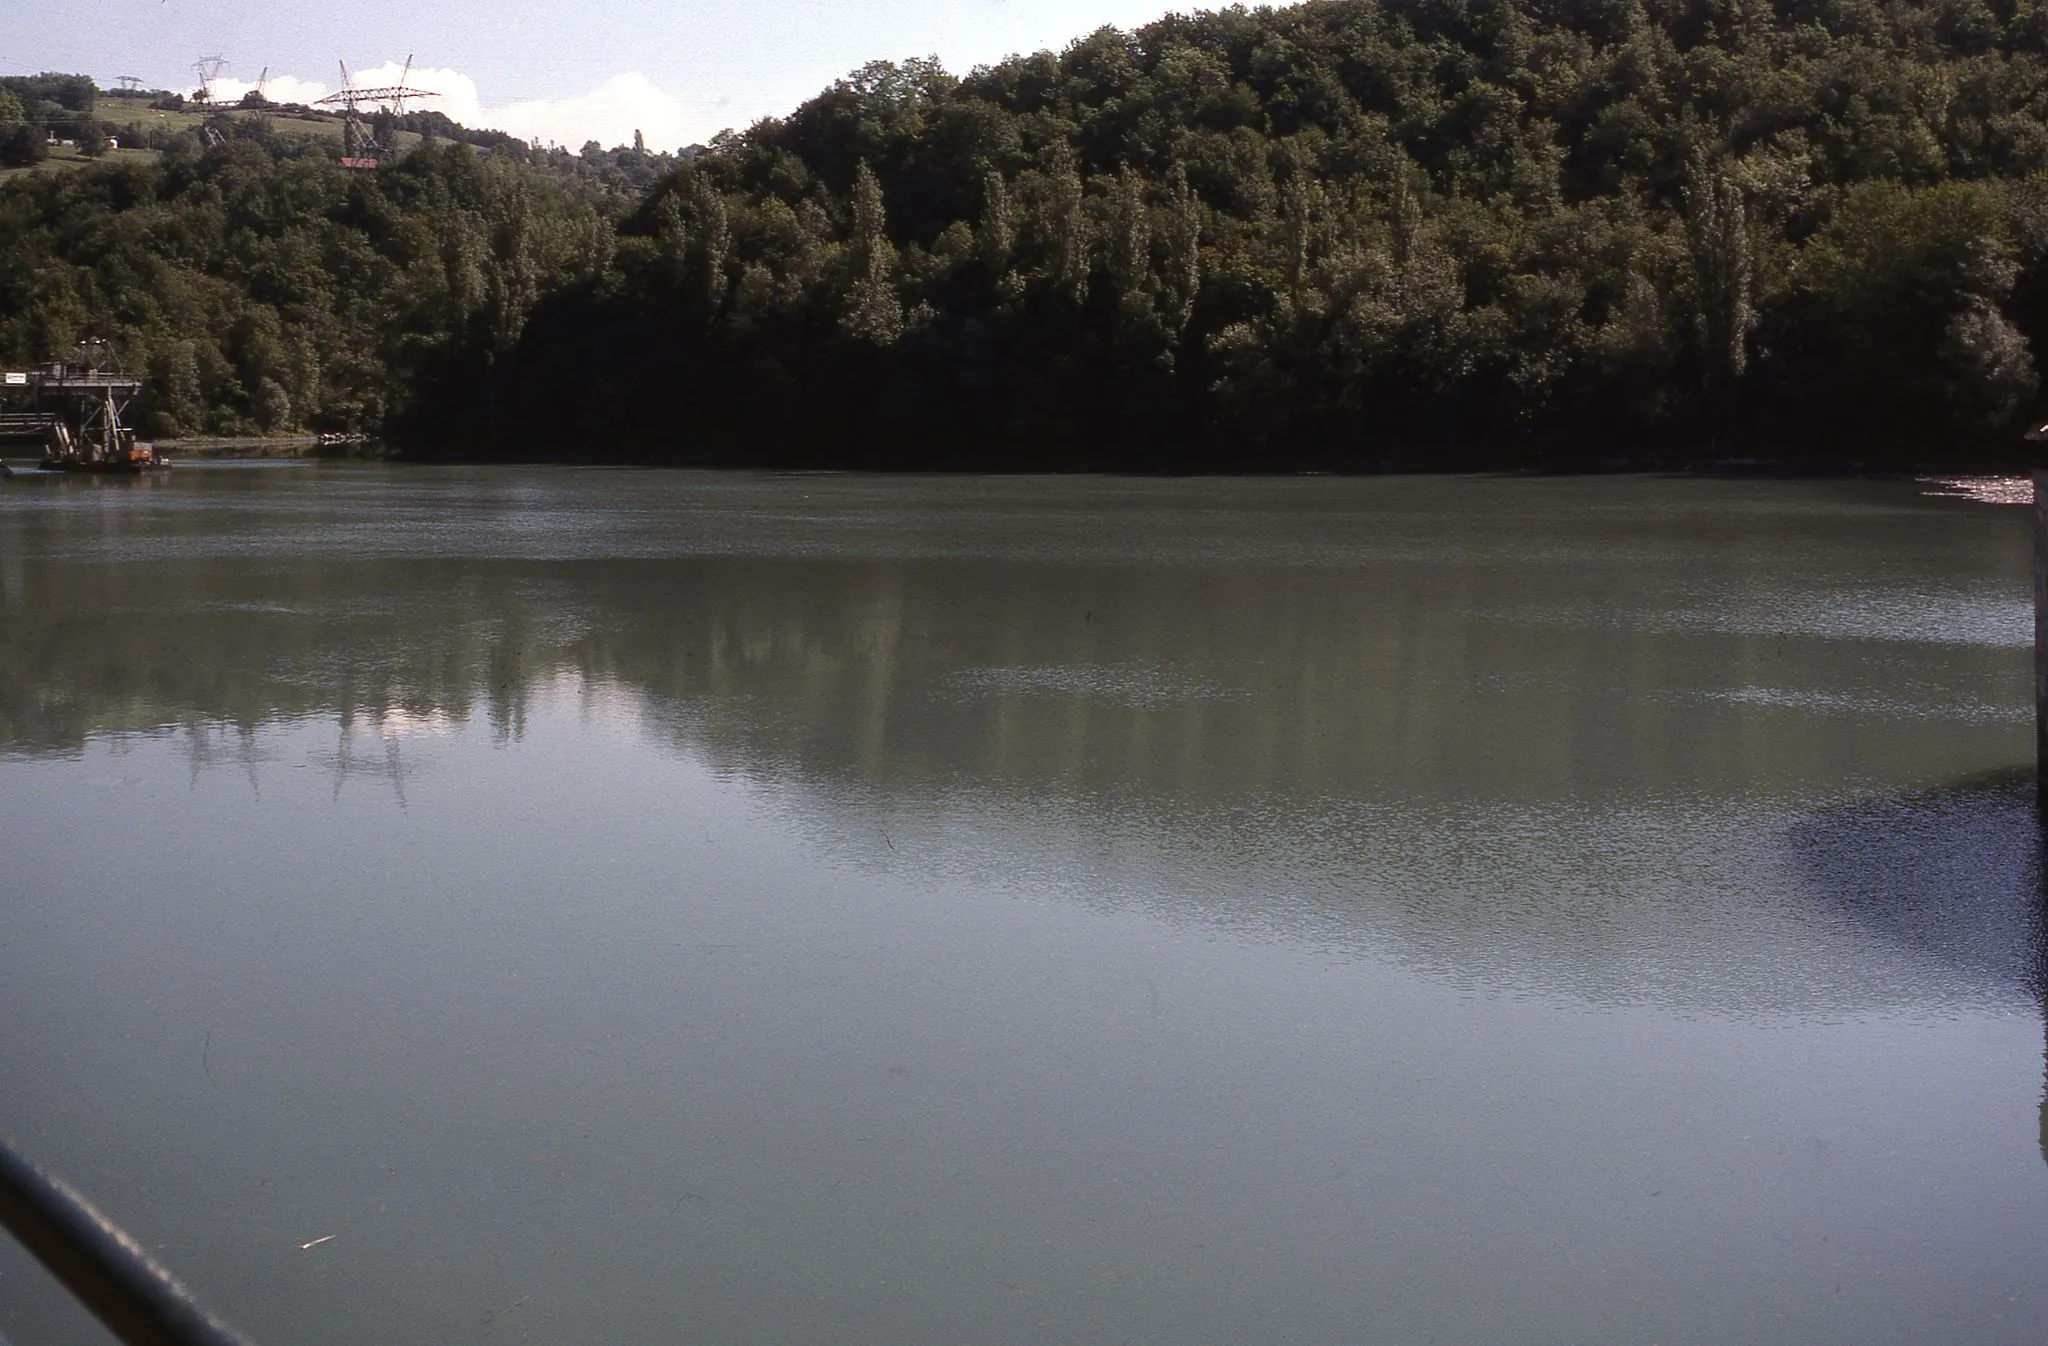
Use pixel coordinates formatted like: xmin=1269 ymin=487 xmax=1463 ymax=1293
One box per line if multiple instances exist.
xmin=420 ymin=0 xmax=2048 ymax=468
xmin=841 ymin=160 xmax=904 ymax=342
xmin=0 ymin=122 xmax=41 ymax=168
xmin=0 ymin=129 xmax=609 ymax=439
xmin=16 ymin=0 xmax=2048 ymax=469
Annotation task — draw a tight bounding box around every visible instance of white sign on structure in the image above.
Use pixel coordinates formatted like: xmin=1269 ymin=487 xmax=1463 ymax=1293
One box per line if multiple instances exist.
xmin=3 ymin=372 xmax=26 ymax=385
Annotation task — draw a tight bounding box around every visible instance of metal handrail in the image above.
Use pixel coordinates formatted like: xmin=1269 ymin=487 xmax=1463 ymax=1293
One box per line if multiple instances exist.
xmin=0 ymin=1138 xmax=257 ymax=1346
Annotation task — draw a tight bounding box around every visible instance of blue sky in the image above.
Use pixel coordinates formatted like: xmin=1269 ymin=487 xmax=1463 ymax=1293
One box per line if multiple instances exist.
xmin=3 ymin=0 xmax=1185 ymax=150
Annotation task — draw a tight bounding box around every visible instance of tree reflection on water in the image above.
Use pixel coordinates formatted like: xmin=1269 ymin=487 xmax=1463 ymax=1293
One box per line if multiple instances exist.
xmin=1788 ymin=768 xmax=2048 ymax=1164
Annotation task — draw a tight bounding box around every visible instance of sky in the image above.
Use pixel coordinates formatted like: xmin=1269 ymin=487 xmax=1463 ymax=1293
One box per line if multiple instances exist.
xmin=1 ymin=0 xmax=1187 ymax=151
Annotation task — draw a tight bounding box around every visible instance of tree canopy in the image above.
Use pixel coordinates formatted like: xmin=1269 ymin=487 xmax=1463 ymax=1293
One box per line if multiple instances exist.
xmin=13 ymin=0 xmax=2048 ymax=468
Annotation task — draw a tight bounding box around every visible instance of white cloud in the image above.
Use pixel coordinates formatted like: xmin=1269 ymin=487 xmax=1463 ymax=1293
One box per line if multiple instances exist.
xmin=484 ymin=73 xmax=708 ymax=152
xmin=202 ymin=64 xmax=718 ymax=153
xmin=206 ymin=74 xmax=333 ymax=107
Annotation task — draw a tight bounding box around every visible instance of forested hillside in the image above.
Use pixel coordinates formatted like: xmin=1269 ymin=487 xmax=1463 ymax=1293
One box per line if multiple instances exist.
xmin=12 ymin=0 xmax=2048 ymax=468
xmin=0 ymin=131 xmax=612 ymax=437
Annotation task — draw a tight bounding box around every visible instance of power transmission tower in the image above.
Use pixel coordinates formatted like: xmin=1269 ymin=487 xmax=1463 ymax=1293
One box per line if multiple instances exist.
xmin=116 ymin=75 xmax=142 ymax=93
xmin=313 ymin=55 xmax=437 ymax=169
xmin=190 ymin=55 xmax=227 ymax=104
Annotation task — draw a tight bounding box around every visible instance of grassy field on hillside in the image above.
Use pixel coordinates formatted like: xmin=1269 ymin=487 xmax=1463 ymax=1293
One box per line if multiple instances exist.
xmin=100 ymin=99 xmax=427 ymax=151
xmin=1 ymin=104 xmax=431 ymax=179
xmin=1 ymin=91 xmax=471 ymax=182
xmin=0 ymin=146 xmax=161 ymax=180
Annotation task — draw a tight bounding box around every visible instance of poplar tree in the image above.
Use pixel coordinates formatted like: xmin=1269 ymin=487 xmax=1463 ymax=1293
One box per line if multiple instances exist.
xmin=1108 ymin=163 xmax=1151 ymax=299
xmin=1044 ymin=140 xmax=1089 ymax=304
xmin=979 ymin=167 xmax=1016 ymax=296
xmin=841 ymin=160 xmax=903 ymax=344
xmin=1160 ymin=165 xmax=1201 ymax=335
xmin=1682 ymin=154 xmax=1754 ymax=390
xmin=691 ymin=173 xmax=731 ymax=312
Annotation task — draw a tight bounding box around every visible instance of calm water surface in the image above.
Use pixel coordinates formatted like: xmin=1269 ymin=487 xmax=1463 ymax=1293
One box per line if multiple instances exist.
xmin=1 ymin=466 xmax=2044 ymax=1344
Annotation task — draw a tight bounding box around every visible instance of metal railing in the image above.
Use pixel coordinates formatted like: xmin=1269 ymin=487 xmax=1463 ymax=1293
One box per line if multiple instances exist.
xmin=0 ymin=1138 xmax=257 ymax=1346
xmin=0 ymin=413 xmax=57 ymax=440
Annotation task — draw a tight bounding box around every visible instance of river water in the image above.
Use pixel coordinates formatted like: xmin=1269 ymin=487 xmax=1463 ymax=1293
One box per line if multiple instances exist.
xmin=0 ymin=466 xmax=2044 ymax=1345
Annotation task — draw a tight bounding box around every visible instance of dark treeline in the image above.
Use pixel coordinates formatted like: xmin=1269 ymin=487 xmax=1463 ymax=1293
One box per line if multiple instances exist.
xmin=440 ymin=0 xmax=2048 ymax=468
xmin=14 ymin=0 xmax=2048 ymax=467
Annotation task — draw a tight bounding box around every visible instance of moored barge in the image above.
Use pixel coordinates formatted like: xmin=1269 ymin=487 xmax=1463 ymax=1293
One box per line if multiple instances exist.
xmin=3 ymin=344 xmax=170 ymax=473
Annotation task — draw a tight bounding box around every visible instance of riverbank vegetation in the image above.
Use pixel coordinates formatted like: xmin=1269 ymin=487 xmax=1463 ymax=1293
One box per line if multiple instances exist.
xmin=11 ymin=0 xmax=2048 ymax=469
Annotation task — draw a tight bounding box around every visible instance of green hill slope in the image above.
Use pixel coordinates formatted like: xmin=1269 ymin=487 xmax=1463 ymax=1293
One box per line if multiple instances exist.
xmin=11 ymin=1 xmax=2048 ymax=469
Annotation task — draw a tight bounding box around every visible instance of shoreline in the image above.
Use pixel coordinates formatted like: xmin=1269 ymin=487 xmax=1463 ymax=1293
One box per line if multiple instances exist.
xmin=155 ymin=436 xmax=389 ymax=459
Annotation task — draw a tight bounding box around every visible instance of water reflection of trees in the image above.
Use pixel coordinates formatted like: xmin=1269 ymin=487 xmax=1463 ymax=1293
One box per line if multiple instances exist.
xmin=1786 ymin=771 xmax=2048 ymax=1166
xmin=4 ymin=543 xmax=2020 ymax=803
xmin=6 ymin=542 xmax=2037 ymax=996
xmin=0 ymin=560 xmax=528 ymax=755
